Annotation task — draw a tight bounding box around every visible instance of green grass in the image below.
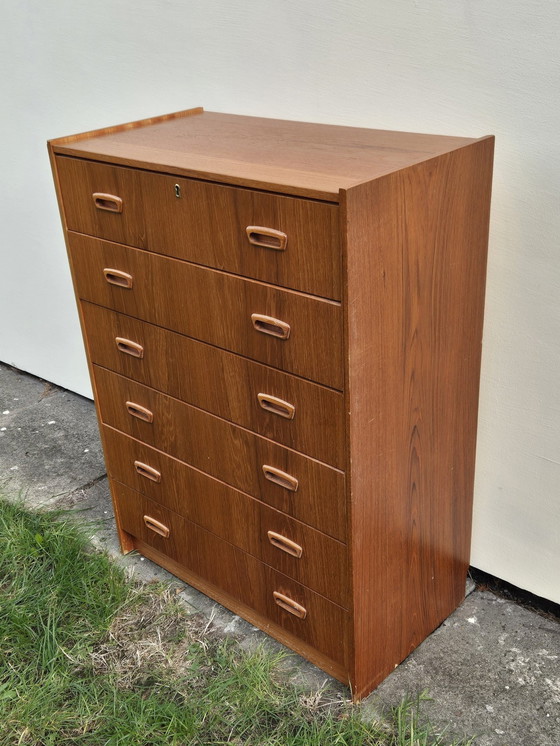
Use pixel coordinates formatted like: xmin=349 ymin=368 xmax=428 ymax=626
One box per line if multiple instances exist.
xmin=0 ymin=499 xmax=475 ymax=745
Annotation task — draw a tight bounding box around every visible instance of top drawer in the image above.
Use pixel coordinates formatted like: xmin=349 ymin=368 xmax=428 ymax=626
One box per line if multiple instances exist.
xmin=56 ymin=157 xmax=341 ymax=300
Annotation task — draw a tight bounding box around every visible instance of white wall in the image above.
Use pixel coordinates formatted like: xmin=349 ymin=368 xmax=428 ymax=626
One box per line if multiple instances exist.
xmin=1 ymin=1 xmax=559 ymax=603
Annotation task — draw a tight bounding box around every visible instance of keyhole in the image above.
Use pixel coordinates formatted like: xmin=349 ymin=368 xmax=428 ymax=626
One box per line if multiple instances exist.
xmin=174 ymin=184 xmax=181 ymax=198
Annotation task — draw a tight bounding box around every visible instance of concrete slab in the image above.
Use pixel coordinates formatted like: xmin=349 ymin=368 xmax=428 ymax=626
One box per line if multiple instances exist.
xmin=0 ymin=363 xmax=105 ymax=500
xmin=364 ymin=591 xmax=560 ymax=745
xmin=1 ymin=361 xmax=559 ymax=744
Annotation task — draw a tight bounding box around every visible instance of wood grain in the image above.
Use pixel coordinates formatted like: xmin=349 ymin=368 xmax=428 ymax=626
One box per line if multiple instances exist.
xmin=50 ymin=109 xmax=494 ymax=702
xmin=48 ymin=106 xmax=203 ymax=146
xmin=51 ymin=110 xmax=480 ymax=201
xmin=69 ymin=233 xmax=343 ymax=389
xmin=94 ymin=367 xmax=347 ymax=540
xmin=343 ymin=137 xmax=494 ymax=699
xmin=103 ymin=427 xmax=348 ymax=606
xmin=134 ymin=538 xmax=350 ymax=684
xmin=113 ymin=481 xmax=350 ymax=667
xmin=56 ymin=156 xmax=341 ymax=299
xmin=46 ymin=140 xmax=138 ymax=553
xmin=82 ymin=303 xmax=345 ymax=467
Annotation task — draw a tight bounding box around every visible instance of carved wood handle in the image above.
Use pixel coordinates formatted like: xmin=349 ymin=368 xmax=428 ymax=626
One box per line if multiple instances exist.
xmin=262 ymin=465 xmax=299 ymax=492
xmin=143 ymin=515 xmax=170 ymax=538
xmin=125 ymin=401 xmax=154 ymax=423
xmin=251 ymin=314 xmax=290 ymax=340
xmin=273 ymin=591 xmax=307 ymax=619
xmin=134 ymin=461 xmax=161 ymax=483
xmin=116 ymin=337 xmax=144 ymax=359
xmin=103 ymin=268 xmax=133 ymax=289
xmin=267 ymin=531 xmax=303 ymax=558
xmin=246 ymin=226 xmax=287 ymax=251
xmin=257 ymin=393 xmax=295 ymax=420
xmin=93 ymin=192 xmax=123 ymax=213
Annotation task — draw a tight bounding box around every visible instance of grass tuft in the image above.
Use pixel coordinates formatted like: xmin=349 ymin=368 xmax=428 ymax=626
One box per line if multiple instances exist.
xmin=0 ymin=499 xmax=474 ymax=745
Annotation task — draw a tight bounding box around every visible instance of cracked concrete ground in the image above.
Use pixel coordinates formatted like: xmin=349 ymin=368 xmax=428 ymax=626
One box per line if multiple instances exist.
xmin=1 ymin=362 xmax=558 ymax=745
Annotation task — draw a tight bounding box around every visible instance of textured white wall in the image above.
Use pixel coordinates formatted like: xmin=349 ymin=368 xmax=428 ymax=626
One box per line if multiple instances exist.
xmin=1 ymin=1 xmax=559 ymax=602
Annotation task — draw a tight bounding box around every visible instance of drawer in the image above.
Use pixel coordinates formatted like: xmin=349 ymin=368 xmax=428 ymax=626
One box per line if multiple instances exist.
xmin=70 ymin=233 xmax=343 ymax=389
xmin=104 ymin=430 xmax=348 ymax=606
xmin=95 ymin=368 xmax=347 ymax=541
xmin=57 ymin=156 xmax=341 ymax=300
xmin=84 ymin=303 xmax=345 ymax=468
xmin=113 ymin=482 xmax=349 ymax=667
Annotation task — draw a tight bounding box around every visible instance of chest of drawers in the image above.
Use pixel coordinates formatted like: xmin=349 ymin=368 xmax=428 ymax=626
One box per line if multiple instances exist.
xmin=48 ymin=107 xmax=493 ymax=700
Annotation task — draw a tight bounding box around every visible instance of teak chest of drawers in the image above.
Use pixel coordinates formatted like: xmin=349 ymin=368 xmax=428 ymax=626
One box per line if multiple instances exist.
xmin=48 ymin=108 xmax=494 ymax=700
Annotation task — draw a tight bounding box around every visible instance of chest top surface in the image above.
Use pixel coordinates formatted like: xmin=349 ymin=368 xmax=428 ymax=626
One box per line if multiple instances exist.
xmin=49 ymin=107 xmax=482 ymax=201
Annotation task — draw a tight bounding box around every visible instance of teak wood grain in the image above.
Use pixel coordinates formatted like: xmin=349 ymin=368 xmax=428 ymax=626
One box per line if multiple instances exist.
xmin=48 ymin=106 xmax=203 ymax=147
xmin=56 ymin=157 xmax=341 ymax=300
xmin=134 ymin=538 xmax=349 ymax=683
xmin=94 ymin=367 xmax=347 ymax=540
xmin=113 ymin=482 xmax=350 ymax=667
xmin=343 ymin=137 xmax=494 ymax=698
xmin=68 ymin=233 xmax=343 ymax=389
xmin=49 ymin=108 xmax=494 ymax=701
xmin=50 ymin=109 xmax=480 ymax=201
xmin=103 ymin=427 xmax=348 ymax=606
xmin=81 ymin=303 xmax=345 ymax=467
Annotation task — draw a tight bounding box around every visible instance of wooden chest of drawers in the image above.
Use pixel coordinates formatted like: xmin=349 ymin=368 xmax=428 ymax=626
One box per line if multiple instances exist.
xmin=48 ymin=108 xmax=493 ymax=700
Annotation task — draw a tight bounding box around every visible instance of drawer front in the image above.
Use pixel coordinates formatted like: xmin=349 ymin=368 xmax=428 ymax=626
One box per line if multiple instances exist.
xmin=84 ymin=303 xmax=345 ymax=468
xmin=71 ymin=233 xmax=343 ymax=389
xmin=113 ymin=482 xmax=349 ymax=666
xmin=104 ymin=429 xmax=348 ymax=606
xmin=95 ymin=368 xmax=347 ymax=541
xmin=57 ymin=156 xmax=341 ymax=300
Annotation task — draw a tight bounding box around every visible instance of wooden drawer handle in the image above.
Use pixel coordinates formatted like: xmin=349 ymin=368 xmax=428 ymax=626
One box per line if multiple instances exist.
xmin=125 ymin=401 xmax=154 ymax=423
xmin=134 ymin=461 xmax=161 ymax=483
xmin=93 ymin=192 xmax=123 ymax=213
xmin=262 ymin=465 xmax=299 ymax=492
xmin=143 ymin=515 xmax=170 ymax=538
xmin=267 ymin=531 xmax=303 ymax=558
xmin=251 ymin=314 xmax=290 ymax=340
xmin=116 ymin=337 xmax=144 ymax=359
xmin=246 ymin=226 xmax=287 ymax=251
xmin=273 ymin=591 xmax=307 ymax=619
xmin=103 ymin=268 xmax=133 ymax=289
xmin=257 ymin=393 xmax=295 ymax=420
